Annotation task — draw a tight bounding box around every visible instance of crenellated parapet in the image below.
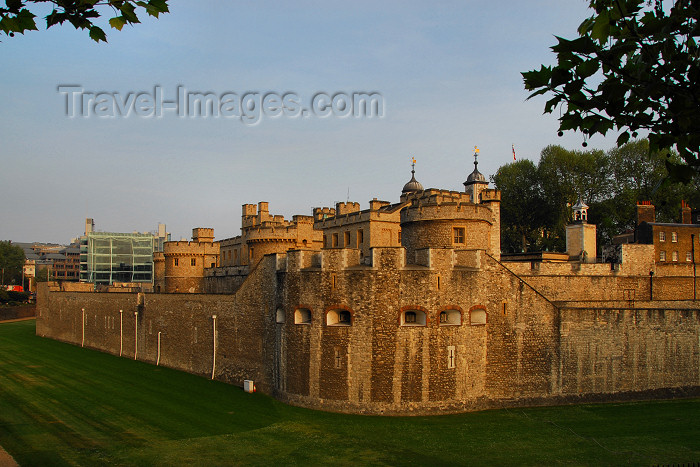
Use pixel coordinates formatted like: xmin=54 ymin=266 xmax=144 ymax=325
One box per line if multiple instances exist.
xmin=219 ymin=202 xmax=323 ymax=269
xmin=273 ymin=245 xmax=483 ymax=275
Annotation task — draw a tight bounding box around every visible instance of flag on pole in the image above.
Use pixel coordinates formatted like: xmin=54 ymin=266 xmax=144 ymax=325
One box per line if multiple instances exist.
xmin=512 ymin=144 xmax=516 ymax=161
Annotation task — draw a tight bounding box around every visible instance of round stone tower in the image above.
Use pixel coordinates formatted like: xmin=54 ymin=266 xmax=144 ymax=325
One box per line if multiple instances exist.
xmin=400 ymin=149 xmax=501 ymax=263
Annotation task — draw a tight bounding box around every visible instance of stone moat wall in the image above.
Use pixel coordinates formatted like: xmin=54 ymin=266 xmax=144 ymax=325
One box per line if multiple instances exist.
xmin=36 ymin=248 xmax=700 ymax=415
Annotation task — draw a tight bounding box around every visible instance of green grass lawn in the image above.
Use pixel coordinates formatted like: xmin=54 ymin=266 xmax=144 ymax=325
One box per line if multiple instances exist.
xmin=0 ymin=319 xmax=698 ymax=466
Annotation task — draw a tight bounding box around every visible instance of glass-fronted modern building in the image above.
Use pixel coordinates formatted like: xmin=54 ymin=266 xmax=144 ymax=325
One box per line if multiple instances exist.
xmin=79 ymin=232 xmax=155 ymax=285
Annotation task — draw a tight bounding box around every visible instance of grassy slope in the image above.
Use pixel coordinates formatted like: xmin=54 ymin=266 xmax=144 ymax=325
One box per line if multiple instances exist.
xmin=0 ymin=320 xmax=698 ymax=466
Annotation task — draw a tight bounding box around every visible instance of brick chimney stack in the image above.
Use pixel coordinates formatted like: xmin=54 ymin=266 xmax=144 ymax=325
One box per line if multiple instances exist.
xmin=636 ymin=201 xmax=655 ymax=225
xmin=681 ymin=200 xmax=692 ymax=224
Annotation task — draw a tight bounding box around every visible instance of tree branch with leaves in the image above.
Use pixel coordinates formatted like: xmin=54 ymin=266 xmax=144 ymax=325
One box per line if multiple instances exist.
xmin=523 ymin=0 xmax=700 ymax=182
xmin=0 ymin=0 xmax=169 ymax=42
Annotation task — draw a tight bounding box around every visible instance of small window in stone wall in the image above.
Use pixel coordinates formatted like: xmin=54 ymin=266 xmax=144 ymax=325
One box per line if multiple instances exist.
xmin=453 ymin=227 xmax=465 ymax=244
xmin=447 ymin=345 xmax=456 ymax=369
xmin=276 ymin=308 xmax=285 ymax=324
xmin=294 ymin=308 xmax=312 ymax=325
xmin=332 ymin=233 xmax=339 ymax=247
xmin=344 ymin=231 xmax=350 ymax=247
xmin=439 ymin=309 xmax=461 ymax=326
xmin=326 ymin=309 xmax=352 ymax=326
xmin=470 ymin=309 xmax=487 ymax=325
xmin=174 ymin=258 xmax=179 ymax=266
xmin=357 ymin=229 xmax=364 ymax=246
xmin=191 ymin=258 xmax=196 ymax=266
xmin=401 ymin=310 xmax=426 ymax=326
xmin=334 ymin=347 xmax=342 ymax=368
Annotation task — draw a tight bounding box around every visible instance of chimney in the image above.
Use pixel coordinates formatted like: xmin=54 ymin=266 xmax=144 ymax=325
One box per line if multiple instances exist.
xmin=681 ymin=200 xmax=692 ymax=224
xmin=636 ymin=201 xmax=655 ymax=225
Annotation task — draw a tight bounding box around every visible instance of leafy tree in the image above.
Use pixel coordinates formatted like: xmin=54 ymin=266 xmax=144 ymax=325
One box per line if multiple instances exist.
xmin=493 ymin=140 xmax=700 ymax=253
xmin=492 ymin=160 xmax=551 ymax=252
xmin=537 ymin=145 xmax=612 ymax=250
xmin=0 ymin=241 xmax=25 ymax=285
xmin=522 ymin=0 xmax=700 ymax=182
xmin=35 ymin=266 xmax=52 ymax=282
xmin=0 ymin=0 xmax=169 ymax=42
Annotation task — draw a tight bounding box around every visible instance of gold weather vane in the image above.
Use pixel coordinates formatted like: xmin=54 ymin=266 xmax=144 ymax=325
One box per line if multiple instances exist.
xmin=474 ymin=146 xmax=479 ymax=154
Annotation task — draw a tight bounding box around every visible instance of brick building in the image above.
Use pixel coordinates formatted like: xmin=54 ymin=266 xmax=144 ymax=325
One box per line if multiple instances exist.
xmin=634 ymin=200 xmax=700 ymax=264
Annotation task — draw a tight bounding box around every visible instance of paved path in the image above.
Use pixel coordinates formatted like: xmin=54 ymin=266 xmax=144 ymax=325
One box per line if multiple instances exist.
xmin=0 ymin=317 xmax=35 ymax=324
xmin=0 ymin=446 xmax=18 ymax=467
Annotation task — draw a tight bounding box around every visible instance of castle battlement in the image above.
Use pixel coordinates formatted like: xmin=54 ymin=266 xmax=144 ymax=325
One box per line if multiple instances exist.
xmin=314 ymin=204 xmax=403 ymax=229
xmin=163 ymin=240 xmax=220 ymax=251
xmin=406 ymin=188 xmax=471 ymax=205
xmin=400 ymin=200 xmax=496 ymax=224
xmin=272 ymin=245 xmax=485 ymax=274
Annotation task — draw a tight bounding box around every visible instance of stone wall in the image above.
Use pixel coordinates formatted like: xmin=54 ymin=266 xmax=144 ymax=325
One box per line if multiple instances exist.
xmin=36 ymin=248 xmax=700 ymax=416
xmin=559 ymin=303 xmax=700 ymax=395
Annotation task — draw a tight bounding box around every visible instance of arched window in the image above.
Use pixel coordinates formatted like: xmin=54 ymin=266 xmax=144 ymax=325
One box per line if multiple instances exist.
xmin=401 ymin=309 xmax=426 ymax=326
xmin=294 ymin=308 xmax=311 ymax=325
xmin=439 ymin=309 xmax=461 ymax=326
xmin=326 ymin=309 xmax=352 ymax=326
xmin=276 ymin=308 xmax=285 ymax=324
xmin=470 ymin=308 xmax=487 ymax=325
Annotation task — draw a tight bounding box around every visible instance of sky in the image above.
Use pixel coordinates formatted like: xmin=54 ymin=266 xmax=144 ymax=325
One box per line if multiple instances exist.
xmin=0 ymin=0 xmax=619 ymax=244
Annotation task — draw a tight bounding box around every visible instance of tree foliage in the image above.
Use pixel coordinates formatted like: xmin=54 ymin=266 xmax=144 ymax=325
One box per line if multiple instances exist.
xmin=492 ymin=160 xmax=551 ymax=252
xmin=522 ymin=0 xmax=700 ymax=182
xmin=492 ymin=140 xmax=700 ymax=253
xmin=0 ymin=0 xmax=169 ymax=42
xmin=35 ymin=265 xmax=51 ymax=282
xmin=0 ymin=241 xmax=25 ymax=285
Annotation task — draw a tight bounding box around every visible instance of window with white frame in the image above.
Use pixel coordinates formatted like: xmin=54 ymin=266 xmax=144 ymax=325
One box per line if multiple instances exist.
xmin=672 ymin=231 xmax=678 ymax=242
xmin=672 ymin=251 xmax=679 ymax=262
xmin=659 ymin=231 xmax=666 ymax=242
xmin=660 ymin=250 xmax=666 ymax=261
xmin=447 ymin=346 xmax=456 ymax=369
xmin=687 ymin=251 xmax=693 ymax=262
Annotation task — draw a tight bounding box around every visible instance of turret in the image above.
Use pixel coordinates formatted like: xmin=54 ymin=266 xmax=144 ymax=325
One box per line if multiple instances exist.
xmin=463 ymin=147 xmax=489 ymax=203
